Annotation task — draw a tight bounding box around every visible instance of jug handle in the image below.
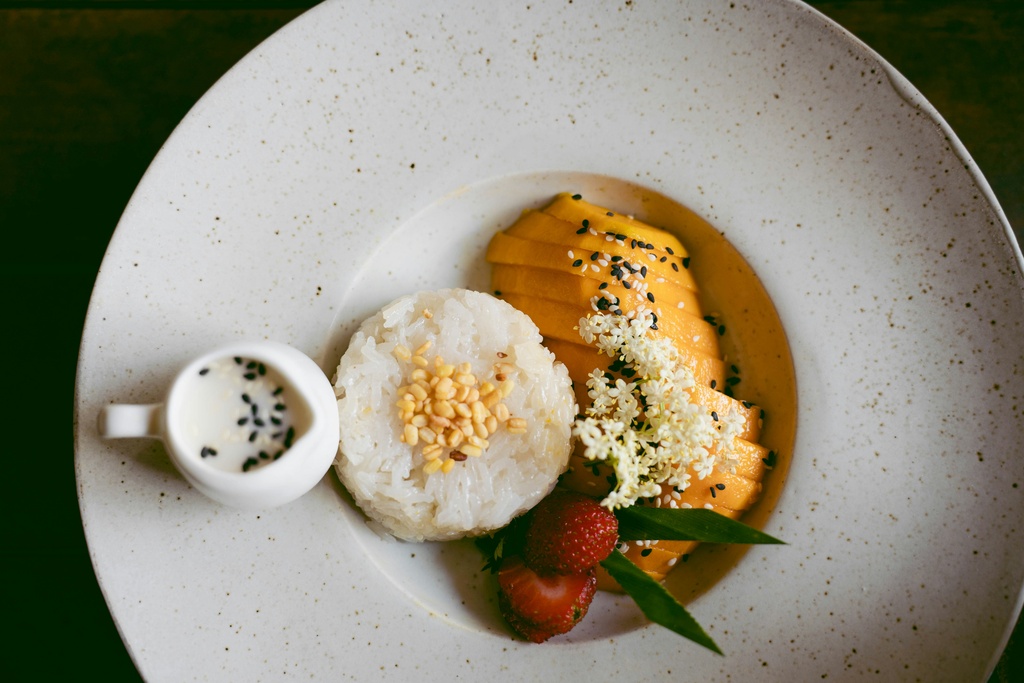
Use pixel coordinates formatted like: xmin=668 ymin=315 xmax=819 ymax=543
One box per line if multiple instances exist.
xmin=98 ymin=404 xmax=163 ymax=439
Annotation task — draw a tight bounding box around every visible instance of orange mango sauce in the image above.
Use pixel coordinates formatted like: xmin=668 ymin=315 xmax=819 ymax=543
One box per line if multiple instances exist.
xmin=486 ymin=191 xmax=796 ymax=605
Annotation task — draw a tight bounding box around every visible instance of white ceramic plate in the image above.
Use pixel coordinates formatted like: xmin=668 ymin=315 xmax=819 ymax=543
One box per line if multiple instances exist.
xmin=75 ymin=1 xmax=1024 ymax=680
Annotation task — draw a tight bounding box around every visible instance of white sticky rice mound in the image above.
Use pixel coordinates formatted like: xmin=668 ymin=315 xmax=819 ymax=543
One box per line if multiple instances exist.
xmin=333 ymin=288 xmax=576 ymax=542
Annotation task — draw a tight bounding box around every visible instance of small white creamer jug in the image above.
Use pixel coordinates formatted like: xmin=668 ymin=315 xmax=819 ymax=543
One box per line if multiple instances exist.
xmin=98 ymin=340 xmax=339 ymax=510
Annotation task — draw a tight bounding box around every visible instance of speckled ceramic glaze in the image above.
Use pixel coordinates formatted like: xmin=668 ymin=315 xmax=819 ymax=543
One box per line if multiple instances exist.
xmin=75 ymin=1 xmax=1024 ymax=680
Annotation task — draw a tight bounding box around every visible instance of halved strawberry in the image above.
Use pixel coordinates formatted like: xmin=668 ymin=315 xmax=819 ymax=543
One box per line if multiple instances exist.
xmin=497 ymin=555 xmax=596 ymax=642
xmin=523 ymin=490 xmax=619 ymax=575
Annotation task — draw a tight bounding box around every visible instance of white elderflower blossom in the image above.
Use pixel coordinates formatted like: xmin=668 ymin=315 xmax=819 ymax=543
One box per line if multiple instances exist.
xmin=571 ymin=312 xmax=743 ymax=510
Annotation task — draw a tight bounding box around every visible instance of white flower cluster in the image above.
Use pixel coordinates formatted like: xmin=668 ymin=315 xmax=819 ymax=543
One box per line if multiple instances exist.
xmin=572 ymin=312 xmax=744 ymax=510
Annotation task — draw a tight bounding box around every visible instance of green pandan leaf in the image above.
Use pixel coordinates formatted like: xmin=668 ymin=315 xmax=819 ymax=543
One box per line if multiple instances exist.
xmin=600 ymin=550 xmax=722 ymax=655
xmin=615 ymin=506 xmax=785 ymax=545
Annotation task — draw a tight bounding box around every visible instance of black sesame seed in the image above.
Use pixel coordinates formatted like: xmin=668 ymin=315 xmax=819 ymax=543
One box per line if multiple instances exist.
xmin=640 ymin=265 xmax=647 ymax=277
xmin=647 ymin=292 xmax=655 ymax=303
xmin=742 ymin=400 xmax=752 ymax=409
xmin=681 ymin=554 xmax=690 ymax=562
xmin=244 ymin=372 xmax=257 ymax=380
xmin=615 ymin=233 xmax=626 ymax=240
xmin=623 ymin=281 xmax=631 ymax=289
xmin=710 ymin=379 xmax=717 ymax=389
xmin=660 ymin=256 xmax=667 ymax=263
xmin=583 ymin=219 xmax=590 ymax=228
xmin=646 ymin=242 xmax=654 ymax=250
xmin=259 ymin=450 xmax=270 ymax=460
xmin=274 ymin=403 xmax=286 ymax=412
xmin=572 ymin=258 xmax=583 ymax=267
xmin=242 ymin=457 xmax=258 ymax=472
xmin=576 ymin=226 xmax=588 ymax=234
xmin=251 ymin=404 xmax=259 ymax=415
xmin=731 ymin=364 xmax=740 ymax=374
xmin=208 ymin=448 xmax=217 ymax=456
xmin=710 ymin=486 xmax=717 ymax=498
xmin=273 ymin=387 xmax=284 ymax=396
xmin=683 ymin=257 xmax=691 ymax=269
xmin=284 ymin=426 xmax=296 ymax=448
xmin=727 ymin=376 xmax=741 ymax=386
xmin=271 ymin=416 xmax=282 ymax=425
xmin=234 ymin=357 xmax=243 ymax=365
xmin=200 ymin=447 xmax=211 ymax=458
xmin=494 ymin=290 xmax=502 ymax=296
xmin=665 ymin=247 xmax=675 ymax=255
xmin=671 ymin=262 xmax=679 ymax=272
xmin=716 ymin=483 xmax=726 ymax=490
xmin=237 ymin=417 xmax=249 ymax=426
xmin=614 ymin=309 xmax=623 ymax=315
xmin=258 ymin=363 xmax=266 ymax=376
xmin=607 ymin=212 xmax=615 ymax=217
xmin=199 ymin=368 xmax=210 ymax=376
xmin=640 ymin=548 xmax=653 ymax=557
xmin=572 ymin=193 xmax=582 ymax=200
xmin=253 ymin=418 xmax=265 ymax=427
xmin=249 ymin=431 xmax=258 ymax=442
xmin=273 ymin=450 xmax=284 ymax=460
xmin=590 ymin=251 xmax=599 ymax=261
xmin=242 ymin=393 xmax=252 ymax=403
xmin=598 ymin=282 xmax=608 ymax=290
xmin=711 ymin=411 xmax=719 ymax=421
xmin=718 ymin=324 xmax=726 ymax=335
xmin=246 ymin=361 xmax=257 ymax=369
xmin=611 ymin=255 xmax=622 ymax=262
xmin=630 ymin=239 xmax=637 ymax=248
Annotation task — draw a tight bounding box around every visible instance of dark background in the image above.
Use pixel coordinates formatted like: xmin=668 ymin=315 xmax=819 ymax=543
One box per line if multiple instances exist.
xmin=2 ymin=1 xmax=1020 ymax=680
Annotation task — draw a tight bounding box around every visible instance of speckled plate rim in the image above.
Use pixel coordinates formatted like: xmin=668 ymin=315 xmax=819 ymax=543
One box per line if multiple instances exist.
xmin=74 ymin=1 xmax=1024 ymax=680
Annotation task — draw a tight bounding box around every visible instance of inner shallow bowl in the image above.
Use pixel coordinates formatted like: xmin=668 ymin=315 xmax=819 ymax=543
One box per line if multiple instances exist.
xmin=326 ymin=171 xmax=797 ymax=639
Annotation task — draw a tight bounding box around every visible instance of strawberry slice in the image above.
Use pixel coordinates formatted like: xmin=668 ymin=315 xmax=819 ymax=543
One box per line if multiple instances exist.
xmin=497 ymin=555 xmax=597 ymax=642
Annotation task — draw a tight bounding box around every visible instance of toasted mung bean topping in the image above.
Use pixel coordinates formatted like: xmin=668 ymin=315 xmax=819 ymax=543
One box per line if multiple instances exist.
xmin=392 ymin=345 xmax=528 ymax=474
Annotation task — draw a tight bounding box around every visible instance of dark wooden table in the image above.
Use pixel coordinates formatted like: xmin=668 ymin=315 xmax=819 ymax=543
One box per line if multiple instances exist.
xmin=3 ymin=2 xmax=1019 ymax=680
